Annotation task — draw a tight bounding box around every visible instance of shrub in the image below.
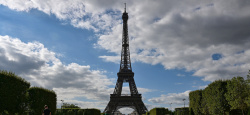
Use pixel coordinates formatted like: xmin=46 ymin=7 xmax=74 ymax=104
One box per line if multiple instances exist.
xmin=0 ymin=70 xmax=30 ymax=114
xmin=28 ymin=87 xmax=57 ymax=115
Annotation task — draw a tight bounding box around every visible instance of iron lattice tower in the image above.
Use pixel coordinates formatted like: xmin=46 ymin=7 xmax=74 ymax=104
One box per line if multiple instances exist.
xmin=104 ymin=4 xmax=148 ymax=115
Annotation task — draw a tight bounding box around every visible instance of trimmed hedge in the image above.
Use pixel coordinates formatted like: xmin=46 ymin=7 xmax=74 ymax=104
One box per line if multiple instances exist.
xmin=175 ymin=107 xmax=189 ymax=115
xmin=28 ymin=87 xmax=57 ymax=115
xmin=0 ymin=70 xmax=30 ymax=114
xmin=56 ymin=108 xmax=101 ymax=115
xmin=149 ymin=107 xmax=167 ymax=115
xmin=84 ymin=108 xmax=101 ymax=115
xmin=189 ymin=90 xmax=202 ymax=115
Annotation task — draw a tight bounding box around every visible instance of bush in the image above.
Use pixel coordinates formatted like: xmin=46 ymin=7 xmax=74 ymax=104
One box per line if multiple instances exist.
xmin=148 ymin=107 xmax=168 ymax=115
xmin=175 ymin=107 xmax=189 ymax=115
xmin=78 ymin=109 xmax=84 ymax=115
xmin=28 ymin=87 xmax=57 ymax=115
xmin=67 ymin=110 xmax=74 ymax=115
xmin=84 ymin=109 xmax=101 ymax=115
xmin=0 ymin=70 xmax=30 ymax=114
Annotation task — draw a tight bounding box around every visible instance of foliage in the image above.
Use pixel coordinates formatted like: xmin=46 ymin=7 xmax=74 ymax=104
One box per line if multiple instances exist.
xmin=175 ymin=107 xmax=189 ymax=115
xmin=225 ymin=77 xmax=249 ymax=114
xmin=84 ymin=108 xmax=101 ymax=115
xmin=189 ymin=90 xmax=202 ymax=115
xmin=66 ymin=109 xmax=74 ymax=115
xmin=0 ymin=70 xmax=30 ymax=114
xmin=77 ymin=109 xmax=84 ymax=115
xmin=203 ymin=80 xmax=230 ymax=114
xmin=201 ymin=89 xmax=209 ymax=115
xmin=54 ymin=109 xmax=62 ymax=115
xmin=248 ymin=107 xmax=250 ymax=115
xmin=149 ymin=107 xmax=167 ymax=115
xmin=28 ymin=87 xmax=57 ymax=115
xmin=56 ymin=108 xmax=101 ymax=115
xmin=62 ymin=103 xmax=80 ymax=109
xmin=189 ymin=71 xmax=250 ymax=115
xmin=246 ymin=71 xmax=250 ymax=107
xmin=189 ymin=108 xmax=194 ymax=115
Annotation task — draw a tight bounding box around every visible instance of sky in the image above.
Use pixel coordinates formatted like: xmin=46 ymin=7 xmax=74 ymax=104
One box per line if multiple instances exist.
xmin=0 ymin=0 xmax=250 ymax=114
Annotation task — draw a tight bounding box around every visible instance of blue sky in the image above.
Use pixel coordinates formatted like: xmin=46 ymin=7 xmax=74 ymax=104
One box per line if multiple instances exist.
xmin=1 ymin=0 xmax=250 ymax=114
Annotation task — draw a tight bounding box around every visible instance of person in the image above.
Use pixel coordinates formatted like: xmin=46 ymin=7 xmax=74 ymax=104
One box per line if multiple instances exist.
xmin=43 ymin=105 xmax=51 ymax=115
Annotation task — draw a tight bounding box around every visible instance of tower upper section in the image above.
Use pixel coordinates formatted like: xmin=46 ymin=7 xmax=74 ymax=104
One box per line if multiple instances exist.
xmin=120 ymin=3 xmax=132 ymax=72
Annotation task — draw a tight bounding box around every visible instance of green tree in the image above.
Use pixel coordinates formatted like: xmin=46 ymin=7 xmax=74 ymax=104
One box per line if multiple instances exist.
xmin=0 ymin=70 xmax=30 ymax=114
xmin=189 ymin=90 xmax=203 ymax=115
xmin=62 ymin=103 xmax=80 ymax=109
xmin=225 ymin=76 xmax=249 ymax=115
xmin=246 ymin=71 xmax=250 ymax=107
xmin=203 ymin=80 xmax=230 ymax=115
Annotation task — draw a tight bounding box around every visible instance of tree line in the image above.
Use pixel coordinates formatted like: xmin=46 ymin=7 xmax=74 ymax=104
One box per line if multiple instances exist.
xmin=189 ymin=71 xmax=250 ymax=115
xmin=0 ymin=70 xmax=57 ymax=115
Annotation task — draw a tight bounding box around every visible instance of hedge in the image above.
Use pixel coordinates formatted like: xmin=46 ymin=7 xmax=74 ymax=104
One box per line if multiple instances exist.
xmin=28 ymin=87 xmax=57 ymax=115
xmin=148 ymin=107 xmax=168 ymax=115
xmin=189 ymin=90 xmax=202 ymax=115
xmin=0 ymin=70 xmax=30 ymax=114
xmin=56 ymin=108 xmax=101 ymax=115
xmin=175 ymin=107 xmax=189 ymax=115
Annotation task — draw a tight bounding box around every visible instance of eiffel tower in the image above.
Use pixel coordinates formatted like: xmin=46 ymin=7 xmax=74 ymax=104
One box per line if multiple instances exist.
xmin=104 ymin=4 xmax=148 ymax=115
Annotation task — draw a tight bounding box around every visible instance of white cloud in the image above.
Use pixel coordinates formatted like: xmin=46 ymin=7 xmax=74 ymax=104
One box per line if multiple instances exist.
xmin=192 ymin=85 xmax=208 ymax=89
xmin=177 ymin=74 xmax=185 ymax=77
xmin=57 ymin=99 xmax=108 ymax=111
xmin=0 ymin=35 xmax=114 ymax=102
xmin=0 ymin=0 xmax=124 ymax=32
xmin=148 ymin=90 xmax=191 ymax=110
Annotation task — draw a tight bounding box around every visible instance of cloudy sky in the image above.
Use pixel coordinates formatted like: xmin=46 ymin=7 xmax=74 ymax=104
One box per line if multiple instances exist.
xmin=1 ymin=0 xmax=250 ymax=114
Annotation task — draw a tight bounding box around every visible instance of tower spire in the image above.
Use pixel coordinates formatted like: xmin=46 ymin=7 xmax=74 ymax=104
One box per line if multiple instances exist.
xmin=124 ymin=3 xmax=126 ymax=12
xmin=120 ymin=2 xmax=131 ymax=72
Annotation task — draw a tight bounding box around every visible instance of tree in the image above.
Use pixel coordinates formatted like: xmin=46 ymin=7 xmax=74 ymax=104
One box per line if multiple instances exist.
xmin=246 ymin=71 xmax=250 ymax=107
xmin=62 ymin=103 xmax=80 ymax=109
xmin=189 ymin=90 xmax=203 ymax=115
xmin=225 ymin=76 xmax=249 ymax=115
xmin=203 ymin=80 xmax=230 ymax=114
xmin=0 ymin=70 xmax=30 ymax=114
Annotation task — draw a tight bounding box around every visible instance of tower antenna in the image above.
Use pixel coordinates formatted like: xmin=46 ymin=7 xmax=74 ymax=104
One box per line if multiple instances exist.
xmin=124 ymin=3 xmax=126 ymax=12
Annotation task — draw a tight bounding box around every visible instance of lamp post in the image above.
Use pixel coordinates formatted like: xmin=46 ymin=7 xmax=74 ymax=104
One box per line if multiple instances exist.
xmin=60 ymin=100 xmax=64 ymax=115
xmin=169 ymin=103 xmax=172 ymax=115
xmin=61 ymin=100 xmax=64 ymax=109
xmin=183 ymin=99 xmax=186 ymax=108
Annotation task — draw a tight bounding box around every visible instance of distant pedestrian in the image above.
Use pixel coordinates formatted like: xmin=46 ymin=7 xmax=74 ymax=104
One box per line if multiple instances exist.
xmin=43 ymin=105 xmax=51 ymax=115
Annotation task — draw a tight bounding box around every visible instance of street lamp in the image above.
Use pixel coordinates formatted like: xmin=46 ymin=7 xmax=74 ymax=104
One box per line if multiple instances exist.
xmin=60 ymin=100 xmax=64 ymax=109
xmin=61 ymin=100 xmax=64 ymax=115
xmin=169 ymin=103 xmax=172 ymax=115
